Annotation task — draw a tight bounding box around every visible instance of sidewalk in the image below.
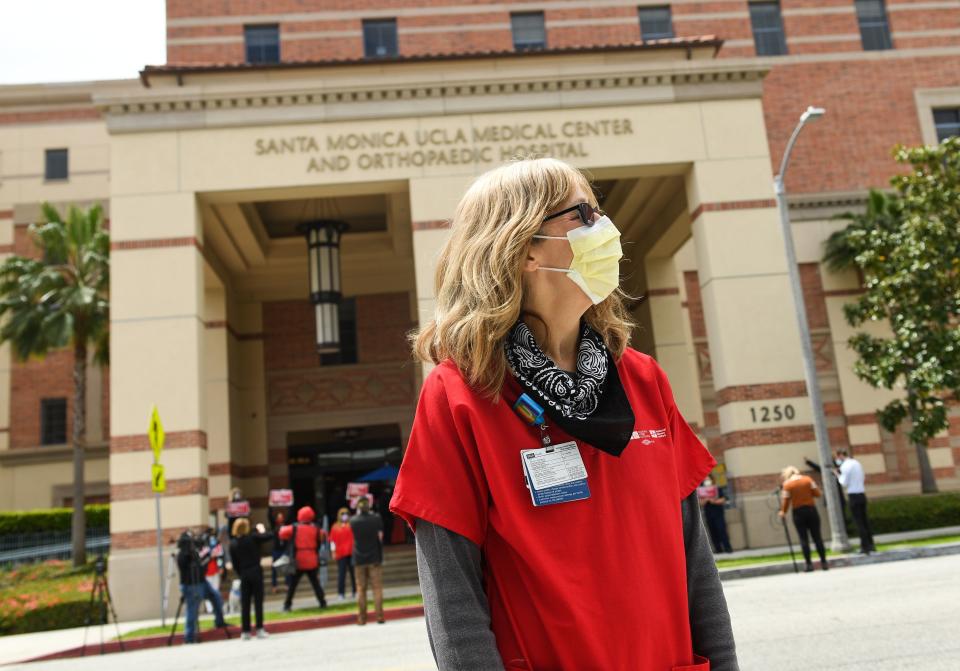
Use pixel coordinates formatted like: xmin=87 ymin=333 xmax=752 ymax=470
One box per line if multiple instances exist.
xmin=0 ymin=583 xmax=424 ymax=667
xmin=717 ymin=525 xmax=960 ymax=581
xmin=3 ymin=527 xmax=957 ymax=666
xmin=717 ymin=524 xmax=960 ymax=561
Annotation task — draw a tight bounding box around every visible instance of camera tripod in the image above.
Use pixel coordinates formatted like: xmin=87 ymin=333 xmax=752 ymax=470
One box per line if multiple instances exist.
xmin=81 ymin=555 xmax=125 ymax=656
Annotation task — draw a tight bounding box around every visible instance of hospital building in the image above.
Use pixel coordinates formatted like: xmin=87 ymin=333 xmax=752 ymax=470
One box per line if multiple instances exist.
xmin=0 ymin=0 xmax=958 ymax=618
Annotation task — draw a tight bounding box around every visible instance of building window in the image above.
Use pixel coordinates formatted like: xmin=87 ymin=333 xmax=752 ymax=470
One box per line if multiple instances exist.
xmin=749 ymin=2 xmax=788 ymax=56
xmin=44 ymin=148 xmax=68 ymax=181
xmin=363 ymin=19 xmax=398 ymax=58
xmin=934 ymin=108 xmax=960 ymax=143
xmin=511 ymin=12 xmax=547 ymax=51
xmin=41 ymin=398 xmax=67 ymax=445
xmin=855 ymin=0 xmax=893 ymax=51
xmin=244 ymin=24 xmax=280 ymax=64
xmin=639 ymin=7 xmax=674 ymax=40
xmin=320 ymin=298 xmax=358 ymax=365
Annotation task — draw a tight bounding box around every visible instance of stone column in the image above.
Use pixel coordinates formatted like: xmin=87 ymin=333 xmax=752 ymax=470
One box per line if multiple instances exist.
xmin=408 ymin=175 xmax=475 ymax=381
xmin=685 ymin=152 xmax=823 ymax=548
xmin=230 ymin=300 xmax=270 ymax=518
xmin=107 ymin=189 xmax=209 ymax=621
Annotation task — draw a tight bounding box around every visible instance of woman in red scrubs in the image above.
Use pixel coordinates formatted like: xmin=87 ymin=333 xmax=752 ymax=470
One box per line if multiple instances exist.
xmin=390 ymin=158 xmax=739 ymax=670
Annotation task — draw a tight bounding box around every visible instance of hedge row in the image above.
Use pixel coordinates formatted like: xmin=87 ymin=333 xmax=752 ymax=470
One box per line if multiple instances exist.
xmin=0 ymin=561 xmax=97 ymax=636
xmin=0 ymin=504 xmax=109 ymax=535
xmin=845 ymin=491 xmax=960 ymax=537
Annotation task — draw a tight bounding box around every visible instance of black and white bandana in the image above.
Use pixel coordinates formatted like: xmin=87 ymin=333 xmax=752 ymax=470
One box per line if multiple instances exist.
xmin=505 ymin=320 xmax=635 ymax=457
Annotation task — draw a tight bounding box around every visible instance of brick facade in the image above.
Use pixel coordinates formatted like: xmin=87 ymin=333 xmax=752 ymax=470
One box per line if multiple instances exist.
xmin=263 ymin=292 xmax=413 ymax=371
xmin=163 ymin=1 xmax=960 ymax=197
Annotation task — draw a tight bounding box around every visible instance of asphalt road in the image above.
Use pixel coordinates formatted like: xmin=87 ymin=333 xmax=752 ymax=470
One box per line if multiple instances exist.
xmin=12 ymin=554 xmax=959 ymax=670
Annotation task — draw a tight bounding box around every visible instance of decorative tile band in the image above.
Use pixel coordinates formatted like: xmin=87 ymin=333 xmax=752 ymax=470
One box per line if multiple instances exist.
xmin=647 ymin=287 xmax=681 ymax=297
xmin=689 ymin=199 xmax=778 ymax=223
xmin=712 ymin=424 xmax=816 ymax=450
xmin=111 ymin=477 xmax=207 ymax=501
xmin=715 ymin=381 xmax=808 ymax=407
xmin=209 ymin=462 xmax=269 ymax=478
xmin=110 ymin=430 xmax=207 ymax=454
xmin=110 ymin=237 xmax=203 ymax=252
xmin=411 ymin=219 xmax=452 ymax=231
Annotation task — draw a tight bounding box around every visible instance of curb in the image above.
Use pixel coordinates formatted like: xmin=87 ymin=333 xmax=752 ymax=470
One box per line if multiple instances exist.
xmin=719 ymin=542 xmax=960 ymax=580
xmin=19 ymin=605 xmax=426 ymax=664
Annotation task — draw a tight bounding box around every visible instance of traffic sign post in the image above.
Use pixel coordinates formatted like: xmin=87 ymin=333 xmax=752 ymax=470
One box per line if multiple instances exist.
xmin=149 ymin=406 xmax=166 ymax=626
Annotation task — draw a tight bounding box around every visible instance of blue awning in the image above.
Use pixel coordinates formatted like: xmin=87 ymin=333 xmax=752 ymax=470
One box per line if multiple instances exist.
xmin=356 ymin=464 xmax=400 ymax=482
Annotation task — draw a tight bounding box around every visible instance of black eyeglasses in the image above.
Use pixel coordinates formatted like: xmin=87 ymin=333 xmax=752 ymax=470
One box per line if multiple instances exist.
xmin=543 ymin=202 xmax=604 ymax=226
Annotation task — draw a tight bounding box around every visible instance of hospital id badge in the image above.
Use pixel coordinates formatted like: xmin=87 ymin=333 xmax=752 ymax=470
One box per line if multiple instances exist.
xmin=520 ymin=441 xmax=590 ymax=507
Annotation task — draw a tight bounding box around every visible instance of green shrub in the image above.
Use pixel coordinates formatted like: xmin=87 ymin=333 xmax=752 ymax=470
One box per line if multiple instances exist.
xmin=845 ymin=492 xmax=960 ymax=536
xmin=0 ymin=560 xmax=98 ymax=636
xmin=0 ymin=504 xmax=109 ymax=535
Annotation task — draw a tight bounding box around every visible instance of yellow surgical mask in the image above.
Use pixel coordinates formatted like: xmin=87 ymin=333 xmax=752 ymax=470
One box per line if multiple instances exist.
xmin=533 ymin=216 xmax=623 ymax=304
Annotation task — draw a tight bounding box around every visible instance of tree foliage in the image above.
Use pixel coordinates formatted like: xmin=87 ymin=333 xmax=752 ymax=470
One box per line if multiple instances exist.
xmin=824 ymin=137 xmax=959 ymax=491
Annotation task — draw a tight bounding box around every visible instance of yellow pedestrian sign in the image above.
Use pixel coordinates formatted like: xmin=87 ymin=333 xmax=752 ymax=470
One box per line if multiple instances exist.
xmin=148 ymin=406 xmax=165 ymax=462
xmin=151 ymin=463 xmax=166 ymax=493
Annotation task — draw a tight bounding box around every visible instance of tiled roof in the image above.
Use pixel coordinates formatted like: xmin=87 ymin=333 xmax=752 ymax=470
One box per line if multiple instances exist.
xmin=141 ymin=36 xmax=722 ymax=84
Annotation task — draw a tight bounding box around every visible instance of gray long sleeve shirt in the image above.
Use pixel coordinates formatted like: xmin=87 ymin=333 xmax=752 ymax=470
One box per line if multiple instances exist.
xmin=415 ymin=491 xmax=739 ymax=671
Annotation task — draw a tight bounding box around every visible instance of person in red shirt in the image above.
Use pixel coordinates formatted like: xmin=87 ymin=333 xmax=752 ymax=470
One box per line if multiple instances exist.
xmin=329 ymin=506 xmax=356 ymax=601
xmin=390 ymin=158 xmax=738 ymax=670
xmin=278 ymin=506 xmax=328 ymax=611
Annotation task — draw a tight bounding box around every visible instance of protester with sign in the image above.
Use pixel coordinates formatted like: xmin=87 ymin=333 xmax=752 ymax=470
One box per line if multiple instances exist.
xmin=330 ymin=506 xmax=356 ymax=601
xmin=201 ymin=528 xmax=228 ymax=623
xmin=278 ymin=506 xmax=328 ymax=611
xmin=229 ymin=518 xmax=273 ymax=640
xmin=698 ymin=477 xmax=733 ymax=554
xmin=390 ymin=159 xmax=738 ymax=670
xmin=225 ymin=488 xmax=250 ymax=539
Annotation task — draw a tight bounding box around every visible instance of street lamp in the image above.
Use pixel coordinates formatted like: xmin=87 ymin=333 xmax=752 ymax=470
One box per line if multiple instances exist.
xmin=774 ymin=106 xmax=850 ymax=552
xmin=297 ymin=219 xmax=347 ymax=353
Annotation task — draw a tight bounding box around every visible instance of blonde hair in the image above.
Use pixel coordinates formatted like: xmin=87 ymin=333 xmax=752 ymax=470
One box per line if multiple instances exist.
xmin=781 ymin=465 xmax=800 ymax=481
xmin=412 ymin=158 xmax=634 ymax=398
xmin=232 ymin=517 xmax=250 ymax=537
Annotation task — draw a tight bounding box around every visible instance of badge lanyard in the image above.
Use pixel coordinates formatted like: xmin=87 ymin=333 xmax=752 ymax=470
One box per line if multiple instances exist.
xmin=513 ymin=393 xmax=591 ymax=507
xmin=512 ymin=393 xmax=552 ymax=446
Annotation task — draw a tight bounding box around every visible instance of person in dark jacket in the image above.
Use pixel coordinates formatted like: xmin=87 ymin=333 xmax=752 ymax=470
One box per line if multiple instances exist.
xmin=176 ymin=530 xmax=206 ymax=644
xmin=278 ymin=506 xmax=328 ymax=611
xmin=350 ymin=497 xmax=384 ymax=625
xmin=229 ymin=518 xmax=273 ymax=639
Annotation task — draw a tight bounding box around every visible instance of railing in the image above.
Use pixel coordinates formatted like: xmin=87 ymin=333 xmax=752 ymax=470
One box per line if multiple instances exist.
xmin=0 ymin=528 xmax=110 ymax=567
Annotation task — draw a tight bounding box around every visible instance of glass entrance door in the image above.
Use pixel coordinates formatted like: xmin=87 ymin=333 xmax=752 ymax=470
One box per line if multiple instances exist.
xmin=287 ymin=423 xmax=403 ymax=541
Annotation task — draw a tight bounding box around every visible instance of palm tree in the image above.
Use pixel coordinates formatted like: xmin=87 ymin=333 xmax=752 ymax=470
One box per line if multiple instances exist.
xmin=0 ymin=203 xmax=109 ymax=566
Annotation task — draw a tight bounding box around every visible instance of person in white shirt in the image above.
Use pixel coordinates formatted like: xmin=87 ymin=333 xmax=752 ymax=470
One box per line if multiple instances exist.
xmin=834 ymin=449 xmax=876 ymax=554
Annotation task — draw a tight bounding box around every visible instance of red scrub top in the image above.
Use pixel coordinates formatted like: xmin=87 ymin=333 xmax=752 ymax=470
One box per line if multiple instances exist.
xmin=391 ymin=348 xmax=716 ymax=670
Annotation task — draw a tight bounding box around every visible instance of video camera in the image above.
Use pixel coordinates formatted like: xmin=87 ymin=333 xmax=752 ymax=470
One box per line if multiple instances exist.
xmin=176 ymin=529 xmax=216 ymax=570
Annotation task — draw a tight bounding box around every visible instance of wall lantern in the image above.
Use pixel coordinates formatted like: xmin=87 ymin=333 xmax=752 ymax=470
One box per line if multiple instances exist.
xmin=296 ymin=219 xmax=348 ymax=353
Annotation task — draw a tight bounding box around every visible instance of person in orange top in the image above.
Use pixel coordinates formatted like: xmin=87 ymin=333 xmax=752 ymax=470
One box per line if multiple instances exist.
xmin=779 ymin=465 xmax=829 ymax=572
xmin=329 ymin=506 xmax=356 ymax=601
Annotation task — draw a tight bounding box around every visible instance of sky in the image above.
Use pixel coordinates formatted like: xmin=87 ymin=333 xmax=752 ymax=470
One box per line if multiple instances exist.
xmin=0 ymin=0 xmax=167 ymax=85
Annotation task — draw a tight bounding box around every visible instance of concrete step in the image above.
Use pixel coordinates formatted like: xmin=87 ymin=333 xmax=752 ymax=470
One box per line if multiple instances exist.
xmin=259 ymin=544 xmax=419 ymax=595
